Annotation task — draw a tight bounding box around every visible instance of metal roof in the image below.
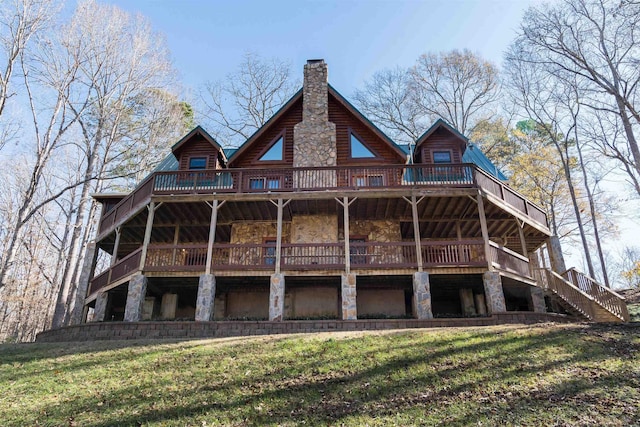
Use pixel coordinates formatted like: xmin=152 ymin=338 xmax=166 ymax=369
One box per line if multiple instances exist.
xmin=462 ymin=143 xmax=508 ymax=181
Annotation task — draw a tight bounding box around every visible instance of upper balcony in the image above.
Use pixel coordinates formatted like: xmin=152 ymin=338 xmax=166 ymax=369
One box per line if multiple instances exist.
xmin=96 ymin=163 xmax=549 ymax=239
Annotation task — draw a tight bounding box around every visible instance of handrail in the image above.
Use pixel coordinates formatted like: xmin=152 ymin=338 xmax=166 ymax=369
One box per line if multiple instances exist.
xmin=534 ymin=268 xmax=597 ymax=320
xmin=488 ymin=241 xmax=530 ymax=277
xmin=561 ymin=268 xmax=629 ymax=322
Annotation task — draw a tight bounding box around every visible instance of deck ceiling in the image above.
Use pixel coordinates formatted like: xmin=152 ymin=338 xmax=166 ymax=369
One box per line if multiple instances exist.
xmin=99 ymin=194 xmax=549 ymax=257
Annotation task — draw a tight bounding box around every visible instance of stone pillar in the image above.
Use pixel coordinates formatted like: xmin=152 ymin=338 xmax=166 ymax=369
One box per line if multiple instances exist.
xmin=341 ymin=273 xmax=357 ymax=320
xmin=413 ymin=272 xmax=433 ymax=319
xmin=547 ymin=235 xmax=567 ymax=274
xmin=93 ymin=291 xmax=108 ymax=322
xmin=529 ymin=286 xmax=547 ymax=313
xmin=269 ymin=273 xmax=285 ymax=321
xmin=124 ymin=274 xmax=147 ymax=322
xmin=459 ymin=288 xmax=476 ymax=316
xmin=195 ymin=274 xmax=216 ymax=321
xmin=483 ymin=271 xmax=506 ymax=314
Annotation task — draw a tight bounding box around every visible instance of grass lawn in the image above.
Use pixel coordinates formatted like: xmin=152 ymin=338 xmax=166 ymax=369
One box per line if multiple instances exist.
xmin=1 ymin=323 xmax=639 ymax=426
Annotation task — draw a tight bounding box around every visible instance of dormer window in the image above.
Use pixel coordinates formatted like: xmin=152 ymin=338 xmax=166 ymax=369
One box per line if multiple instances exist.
xmin=259 ymin=135 xmax=284 ymax=161
xmin=189 ymin=157 xmax=207 ymax=170
xmin=350 ymin=133 xmax=376 ymax=158
xmin=433 ymin=151 xmax=452 ymax=164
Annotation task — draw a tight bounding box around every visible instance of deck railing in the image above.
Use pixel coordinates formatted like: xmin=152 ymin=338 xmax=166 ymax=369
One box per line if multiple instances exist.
xmin=97 ymin=164 xmax=549 ymax=238
xmin=87 ymin=248 xmax=142 ymax=296
xmin=488 ymin=242 xmax=531 ymax=277
xmin=422 ymin=240 xmax=486 ymax=267
xmin=562 ymin=268 xmax=629 ymax=321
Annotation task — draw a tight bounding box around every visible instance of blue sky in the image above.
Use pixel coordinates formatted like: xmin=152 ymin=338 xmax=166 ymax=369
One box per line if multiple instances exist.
xmin=107 ymin=0 xmax=539 ymax=94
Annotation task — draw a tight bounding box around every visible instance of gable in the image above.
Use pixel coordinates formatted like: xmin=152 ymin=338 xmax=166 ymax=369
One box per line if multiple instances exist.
xmin=414 ymin=121 xmax=467 ymax=164
xmin=228 ymin=95 xmax=302 ymax=168
xmin=171 ymin=126 xmax=225 ymax=170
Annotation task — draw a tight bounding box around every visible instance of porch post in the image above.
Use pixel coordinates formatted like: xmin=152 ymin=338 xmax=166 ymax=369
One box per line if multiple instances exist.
xmin=412 ymin=271 xmax=433 ymax=319
xmin=195 ymin=274 xmax=216 ymax=321
xmin=111 ymin=227 xmax=121 ymax=266
xmin=477 ymin=192 xmax=492 ymax=271
xmin=517 ymin=220 xmax=528 ymax=258
xmin=482 ymin=271 xmax=506 ymax=314
xmin=124 ymin=274 xmax=147 ymax=322
xmin=139 ymin=202 xmax=158 ymax=270
xmin=343 ymin=197 xmax=351 ymax=273
xmin=406 ymin=196 xmax=424 ymax=271
xmin=341 ymin=272 xmax=357 ymax=320
xmin=276 ymin=198 xmax=283 ymax=274
xmin=269 ymin=273 xmax=285 ymax=321
xmin=205 ymin=200 xmax=219 ymax=275
xmin=93 ymin=291 xmax=109 ymax=322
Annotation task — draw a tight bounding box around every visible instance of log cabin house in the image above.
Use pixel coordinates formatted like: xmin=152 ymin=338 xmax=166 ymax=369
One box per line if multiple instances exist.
xmin=80 ymin=60 xmax=628 ymax=327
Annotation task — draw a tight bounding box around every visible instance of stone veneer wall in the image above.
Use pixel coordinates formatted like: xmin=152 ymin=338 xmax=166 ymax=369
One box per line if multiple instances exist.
xmin=293 ymin=60 xmax=337 ymax=188
xmin=291 ymin=215 xmax=338 ymax=243
xmin=231 ymin=222 xmax=290 ymax=244
xmin=37 ymin=313 xmax=576 ymax=342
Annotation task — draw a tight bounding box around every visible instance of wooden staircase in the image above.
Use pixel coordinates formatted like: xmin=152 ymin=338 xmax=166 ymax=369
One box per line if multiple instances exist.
xmin=533 ymin=268 xmax=629 ymax=322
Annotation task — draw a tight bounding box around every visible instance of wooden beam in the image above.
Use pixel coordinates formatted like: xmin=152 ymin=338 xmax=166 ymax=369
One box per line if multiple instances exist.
xmin=205 ymin=200 xmax=218 ymax=275
xmin=139 ymin=202 xmax=156 ymax=271
xmin=404 ymin=196 xmax=424 ymax=271
xmin=476 ymin=192 xmax=492 ymax=271
xmin=343 ymin=197 xmax=351 ymax=274
xmin=270 ymin=199 xmax=290 ymax=274
xmin=110 ymin=227 xmax=121 ymax=266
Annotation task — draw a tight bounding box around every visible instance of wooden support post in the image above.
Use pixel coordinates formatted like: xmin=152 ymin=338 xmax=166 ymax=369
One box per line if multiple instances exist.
xmin=517 ymin=219 xmax=528 ymax=257
xmin=111 ymin=227 xmax=121 ymax=267
xmin=404 ymin=195 xmax=424 ymax=272
xmin=205 ymin=200 xmax=218 ymax=275
xmin=270 ymin=199 xmax=290 ymax=275
xmin=139 ymin=201 xmax=159 ymax=270
xmin=343 ymin=196 xmax=351 ymax=274
xmin=171 ymin=225 xmax=180 ymax=266
xmin=456 ymin=221 xmax=464 ymax=261
xmin=476 ymin=192 xmax=492 ymax=271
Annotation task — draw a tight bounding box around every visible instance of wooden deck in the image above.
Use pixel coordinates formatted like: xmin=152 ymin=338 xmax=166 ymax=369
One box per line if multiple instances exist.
xmin=97 ymin=164 xmax=549 ymax=239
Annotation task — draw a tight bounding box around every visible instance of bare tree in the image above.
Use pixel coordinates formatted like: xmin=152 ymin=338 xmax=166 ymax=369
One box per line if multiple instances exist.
xmin=50 ymin=0 xmax=181 ymax=328
xmin=200 ymin=53 xmax=298 ymax=146
xmin=410 ymin=49 xmax=501 ymax=135
xmin=505 ymin=46 xmax=598 ymax=278
xmin=353 ymin=67 xmax=424 ymax=146
xmin=516 ymin=0 xmax=640 ymax=195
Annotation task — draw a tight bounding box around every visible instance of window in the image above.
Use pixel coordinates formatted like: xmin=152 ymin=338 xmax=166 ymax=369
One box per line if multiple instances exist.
xmin=249 ymin=177 xmax=281 ymax=190
xmin=189 ymin=157 xmax=207 ymax=170
xmin=259 ymin=136 xmax=284 ymax=161
xmin=352 ymin=174 xmax=384 ymax=187
xmin=432 ymin=151 xmax=452 ymax=164
xmin=350 ymin=237 xmax=367 ymax=265
xmin=264 ymin=239 xmax=277 ymax=265
xmin=350 ymin=133 xmax=376 ymax=158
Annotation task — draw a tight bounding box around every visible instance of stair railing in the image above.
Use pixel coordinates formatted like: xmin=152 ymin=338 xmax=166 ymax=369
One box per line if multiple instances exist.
xmin=534 ymin=268 xmax=597 ymax=320
xmin=562 ymin=268 xmax=629 ymax=322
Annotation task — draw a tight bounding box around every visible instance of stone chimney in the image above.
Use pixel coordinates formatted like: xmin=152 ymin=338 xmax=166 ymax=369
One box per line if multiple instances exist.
xmin=293 ymin=59 xmax=337 ymax=168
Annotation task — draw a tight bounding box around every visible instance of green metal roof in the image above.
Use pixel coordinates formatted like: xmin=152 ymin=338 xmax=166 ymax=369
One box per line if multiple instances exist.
xmin=462 ymin=143 xmax=508 ymax=181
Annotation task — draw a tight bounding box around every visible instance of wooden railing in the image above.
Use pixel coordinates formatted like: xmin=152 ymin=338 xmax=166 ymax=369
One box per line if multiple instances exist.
xmin=97 ymin=164 xmax=549 ymax=238
xmin=562 ymin=268 xmax=629 ymax=321
xmin=534 ymin=268 xmax=597 ymax=319
xmin=488 ymin=242 xmax=531 ymax=277
xmin=87 ymin=248 xmax=142 ymax=296
xmin=422 ymin=240 xmax=486 ymax=266
xmin=475 ymin=168 xmax=548 ymax=227
xmin=145 ymin=244 xmax=208 ymax=272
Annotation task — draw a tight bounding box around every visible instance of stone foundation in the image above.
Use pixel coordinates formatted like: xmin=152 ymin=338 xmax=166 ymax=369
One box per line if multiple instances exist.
xmin=195 ymin=274 xmax=216 ymax=321
xmin=483 ymin=271 xmax=506 ymax=314
xmin=341 ymin=273 xmax=357 ymax=320
xmin=530 ymin=286 xmax=547 ymax=313
xmin=93 ymin=292 xmax=108 ymax=322
xmin=413 ymin=272 xmax=433 ymax=319
xmin=269 ymin=273 xmax=285 ymax=321
xmin=124 ymin=274 xmax=147 ymax=322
